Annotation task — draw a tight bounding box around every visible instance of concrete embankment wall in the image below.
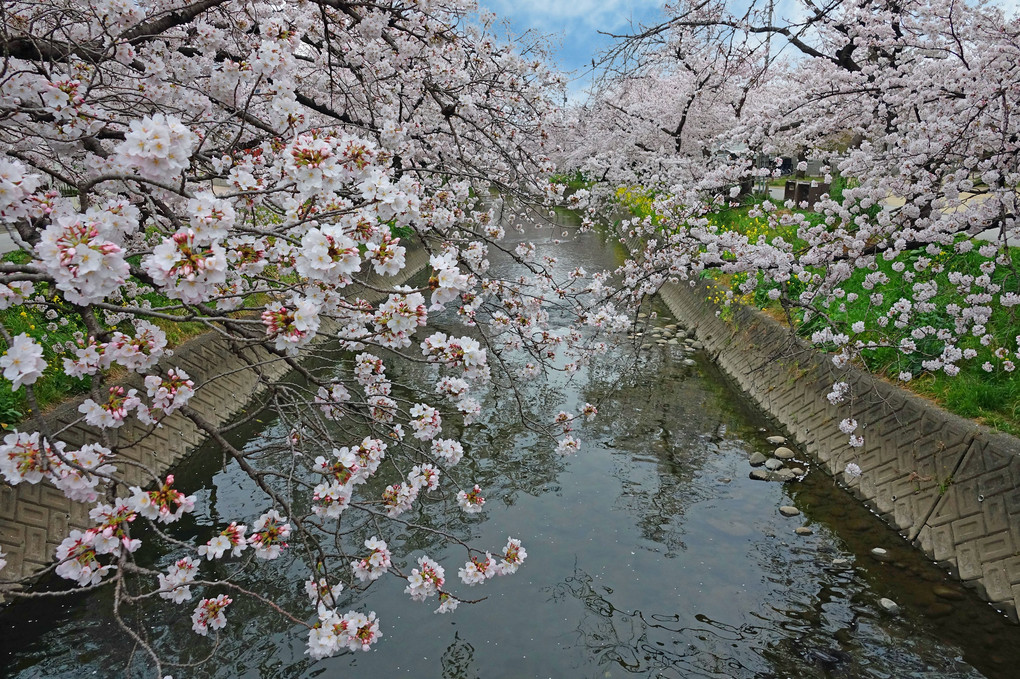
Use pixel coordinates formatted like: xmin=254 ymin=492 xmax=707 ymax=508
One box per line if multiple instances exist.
xmin=0 ymin=247 xmax=429 ymax=583
xmin=651 ymin=269 xmax=1020 ymax=620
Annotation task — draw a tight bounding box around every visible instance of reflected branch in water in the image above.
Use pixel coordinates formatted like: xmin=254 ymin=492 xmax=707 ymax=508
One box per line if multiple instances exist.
xmin=544 ymin=563 xmax=768 ymax=678
xmin=440 ymin=632 xmax=481 ymax=679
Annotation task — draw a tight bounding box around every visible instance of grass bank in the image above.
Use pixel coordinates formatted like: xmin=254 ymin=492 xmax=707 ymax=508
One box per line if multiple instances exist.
xmin=612 ymin=186 xmax=1020 ymax=436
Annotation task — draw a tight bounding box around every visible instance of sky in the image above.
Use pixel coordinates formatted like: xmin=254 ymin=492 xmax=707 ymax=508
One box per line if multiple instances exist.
xmin=478 ymin=0 xmax=1020 ymax=101
xmin=478 ymin=0 xmax=667 ymax=99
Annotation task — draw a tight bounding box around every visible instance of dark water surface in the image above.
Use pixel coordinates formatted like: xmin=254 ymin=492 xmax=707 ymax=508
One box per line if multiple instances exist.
xmin=3 ymin=208 xmax=1020 ymax=678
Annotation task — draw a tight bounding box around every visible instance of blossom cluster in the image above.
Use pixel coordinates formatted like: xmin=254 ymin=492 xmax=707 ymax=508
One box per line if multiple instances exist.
xmin=248 ymin=510 xmax=291 ymax=560
xmin=457 ymin=537 xmax=527 ymax=585
xmin=1 ymin=333 xmax=45 ymax=390
xmin=0 ymin=432 xmax=115 ymax=503
xmin=191 ymin=595 xmax=233 ymax=636
xmin=306 ymin=609 xmax=382 ymax=658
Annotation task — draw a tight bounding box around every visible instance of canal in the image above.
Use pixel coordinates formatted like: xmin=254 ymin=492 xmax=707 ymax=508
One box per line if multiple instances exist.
xmin=2 ymin=206 xmax=1020 ymax=678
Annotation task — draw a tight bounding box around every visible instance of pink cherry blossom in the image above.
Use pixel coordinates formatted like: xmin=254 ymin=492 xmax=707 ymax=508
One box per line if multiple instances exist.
xmin=248 ymin=510 xmax=291 ymax=559
xmin=0 ymin=430 xmax=64 ymax=485
xmin=128 ymin=475 xmax=196 ymax=524
xmin=351 ymin=536 xmax=391 ymax=582
xmin=1 ymin=333 xmax=46 ymax=390
xmin=456 ymin=484 xmax=485 ymax=514
xmin=191 ymin=595 xmax=232 ymax=636
xmin=405 ymin=556 xmax=445 ymax=602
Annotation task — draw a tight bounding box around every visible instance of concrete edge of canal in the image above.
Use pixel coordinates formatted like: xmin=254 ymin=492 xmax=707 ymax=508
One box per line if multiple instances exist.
xmin=621 ymin=235 xmax=1020 ymax=623
xmin=0 ymin=246 xmax=431 ymax=586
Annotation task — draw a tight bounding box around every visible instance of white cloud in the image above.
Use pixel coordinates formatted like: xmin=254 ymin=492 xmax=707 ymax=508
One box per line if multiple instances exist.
xmin=479 ymin=0 xmax=665 ymax=78
xmin=483 ymin=0 xmax=663 ymax=33
xmin=477 ymin=0 xmax=665 ymax=104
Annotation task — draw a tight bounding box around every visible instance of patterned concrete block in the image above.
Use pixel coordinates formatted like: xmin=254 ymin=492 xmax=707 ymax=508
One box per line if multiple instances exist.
xmin=15 ymin=483 xmax=41 ymax=504
xmin=915 ymin=524 xmax=934 ymax=553
xmin=40 ymin=485 xmax=70 ymax=515
xmin=927 ymin=490 xmax=962 ymax=527
xmin=47 ymin=509 xmax=68 ymax=542
xmin=15 ymin=500 xmax=49 ymax=530
xmin=1001 ymin=554 xmax=1020 ymax=586
xmin=952 ymin=477 xmax=985 ymax=522
xmin=0 ymin=486 xmax=16 ymax=521
xmin=23 ymin=526 xmax=49 ymax=566
xmin=0 ymin=520 xmax=25 ymax=548
xmin=982 ymin=494 xmax=1012 ymax=537
xmin=873 ymin=460 xmax=906 ymax=487
xmin=980 ymin=562 xmax=1013 ymax=607
xmin=69 ymin=502 xmax=89 ymax=525
xmin=952 ymin=513 xmax=987 ymax=544
xmin=979 ymin=532 xmax=1017 ymax=563
xmin=977 ymin=466 xmax=1018 ymax=504
xmin=894 ymin=492 xmax=930 ymax=531
xmin=1012 ymin=583 xmax=1020 ymax=622
xmin=955 ymin=540 xmax=983 ymax=581
xmin=871 ymin=482 xmax=896 ymax=516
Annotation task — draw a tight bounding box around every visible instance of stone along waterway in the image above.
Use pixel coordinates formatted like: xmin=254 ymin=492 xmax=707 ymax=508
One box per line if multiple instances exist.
xmin=3 ymin=208 xmax=1020 ymax=679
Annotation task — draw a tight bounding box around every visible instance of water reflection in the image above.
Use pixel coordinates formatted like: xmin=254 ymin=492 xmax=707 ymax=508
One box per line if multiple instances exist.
xmin=547 ymin=566 xmax=767 ymax=678
xmin=440 ymin=633 xmax=480 ymax=679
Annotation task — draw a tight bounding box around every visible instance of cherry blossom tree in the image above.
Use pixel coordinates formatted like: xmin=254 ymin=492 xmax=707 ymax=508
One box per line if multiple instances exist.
xmin=0 ymin=0 xmax=627 ymax=674
xmin=564 ymin=0 xmax=1020 ymax=445
xmin=561 ymin=14 xmax=768 ymax=193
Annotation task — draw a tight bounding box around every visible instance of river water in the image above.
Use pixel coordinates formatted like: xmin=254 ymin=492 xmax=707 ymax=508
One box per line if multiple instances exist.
xmin=3 ymin=207 xmax=1020 ymax=678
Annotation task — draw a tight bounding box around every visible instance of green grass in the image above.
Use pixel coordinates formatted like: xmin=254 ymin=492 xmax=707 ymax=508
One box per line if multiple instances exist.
xmin=910 ymin=372 xmax=1020 ymax=436
xmin=0 ymin=297 xmax=93 ymax=427
xmin=550 ymin=171 xmax=595 ymax=191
